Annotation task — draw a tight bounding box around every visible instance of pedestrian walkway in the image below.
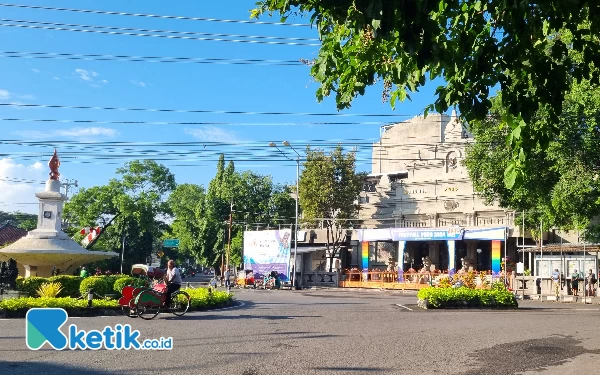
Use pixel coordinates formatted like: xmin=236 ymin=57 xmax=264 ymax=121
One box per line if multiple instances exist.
xmin=517 ymin=293 xmax=599 ymax=304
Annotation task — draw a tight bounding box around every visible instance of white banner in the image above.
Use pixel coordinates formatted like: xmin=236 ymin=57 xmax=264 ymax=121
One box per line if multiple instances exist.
xmin=243 ymin=229 xmax=291 ymax=280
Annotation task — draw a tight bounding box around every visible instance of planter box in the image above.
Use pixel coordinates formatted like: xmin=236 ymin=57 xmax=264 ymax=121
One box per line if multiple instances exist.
xmin=418 ymin=298 xmax=518 ymax=310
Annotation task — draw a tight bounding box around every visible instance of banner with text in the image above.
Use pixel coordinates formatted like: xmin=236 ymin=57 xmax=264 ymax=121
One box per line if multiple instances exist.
xmin=390 ymin=227 xmax=463 ymax=241
xmin=243 ymin=229 xmax=291 ymax=280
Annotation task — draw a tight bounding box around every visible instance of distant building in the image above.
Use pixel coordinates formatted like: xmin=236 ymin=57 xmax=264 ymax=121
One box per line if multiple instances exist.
xmin=0 ymin=223 xmax=27 ymax=248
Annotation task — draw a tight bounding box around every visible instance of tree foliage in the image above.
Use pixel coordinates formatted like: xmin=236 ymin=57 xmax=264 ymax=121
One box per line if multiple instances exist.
xmin=64 ymin=160 xmax=176 ymax=271
xmin=464 ymin=79 xmax=600 ymax=241
xmin=168 ymin=155 xmax=296 ymax=269
xmin=0 ymin=211 xmax=37 ymax=231
xmin=299 ymin=145 xmax=362 ymax=271
xmin=253 ymin=1 xmax=600 ymax=187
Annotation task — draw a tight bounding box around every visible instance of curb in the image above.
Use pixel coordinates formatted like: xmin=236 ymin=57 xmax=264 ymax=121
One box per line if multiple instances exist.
xmin=0 ymin=299 xmax=236 ymax=319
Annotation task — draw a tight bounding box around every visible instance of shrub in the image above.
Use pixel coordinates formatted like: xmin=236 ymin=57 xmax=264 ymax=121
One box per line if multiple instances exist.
xmin=183 ymin=287 xmax=232 ymax=309
xmin=113 ymin=277 xmax=136 ymax=294
xmin=47 ymin=276 xmax=82 ymax=297
xmin=0 ymin=297 xmax=118 ymax=311
xmin=104 ymin=275 xmax=121 ymax=293
xmin=79 ymin=276 xmax=111 ymax=296
xmin=15 ymin=277 xmax=47 ymax=296
xmin=417 ymin=286 xmax=518 ymax=309
xmin=36 ymin=282 xmax=63 ymax=298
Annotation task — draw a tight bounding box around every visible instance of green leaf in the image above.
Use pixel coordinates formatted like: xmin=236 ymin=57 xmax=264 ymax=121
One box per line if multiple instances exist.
xmin=504 ymin=162 xmax=517 ymax=189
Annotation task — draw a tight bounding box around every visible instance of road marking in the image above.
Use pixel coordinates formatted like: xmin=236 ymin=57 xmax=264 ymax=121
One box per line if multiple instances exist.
xmin=210 ymin=301 xmax=245 ymax=311
xmin=395 ymin=304 xmax=413 ymax=311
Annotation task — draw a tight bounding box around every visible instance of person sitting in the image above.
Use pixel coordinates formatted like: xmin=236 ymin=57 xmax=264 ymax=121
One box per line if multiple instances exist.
xmin=80 ymin=266 xmax=89 ymax=278
xmin=164 ymin=260 xmax=182 ymax=306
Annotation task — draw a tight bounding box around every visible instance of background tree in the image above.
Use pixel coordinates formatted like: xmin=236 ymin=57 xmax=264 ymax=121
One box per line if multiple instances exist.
xmin=464 ymin=79 xmax=600 ymax=241
xmin=169 ymin=155 xmax=296 ymax=271
xmin=167 ymin=183 xmax=207 ymax=264
xmin=299 ymin=145 xmax=362 ymax=272
xmin=64 ymin=160 xmax=176 ymax=272
xmin=0 ymin=211 xmax=37 ymax=231
xmin=253 ymin=1 xmax=600 ymax=187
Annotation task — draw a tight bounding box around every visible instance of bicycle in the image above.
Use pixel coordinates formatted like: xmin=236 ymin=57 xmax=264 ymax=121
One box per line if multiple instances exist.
xmin=134 ymin=283 xmax=191 ymax=320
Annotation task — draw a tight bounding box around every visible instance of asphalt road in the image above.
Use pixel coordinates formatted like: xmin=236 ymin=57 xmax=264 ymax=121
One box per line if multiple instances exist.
xmin=1 ymin=288 xmax=600 ymax=375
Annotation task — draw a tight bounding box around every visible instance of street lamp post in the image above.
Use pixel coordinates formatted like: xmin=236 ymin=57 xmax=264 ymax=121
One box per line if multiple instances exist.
xmin=270 ymin=141 xmax=300 ymax=289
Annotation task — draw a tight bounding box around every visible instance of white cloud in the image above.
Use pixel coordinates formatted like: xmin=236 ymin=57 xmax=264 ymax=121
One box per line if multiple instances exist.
xmin=31 ymin=162 xmax=44 ymax=171
xmin=130 ymin=80 xmax=147 ymax=88
xmin=184 ymin=127 xmax=240 ymax=143
xmin=0 ymin=158 xmax=46 ymax=214
xmin=56 ymin=127 xmax=118 ymax=137
xmin=53 ymin=77 xmax=60 ymax=80
xmin=0 ymin=90 xmax=35 ymax=105
xmin=15 ymin=127 xmax=119 ymax=139
xmin=101 ymin=79 xmax=109 ymax=84
xmin=75 ymin=69 xmax=99 ymax=82
xmin=32 ymin=68 xmax=40 ymax=73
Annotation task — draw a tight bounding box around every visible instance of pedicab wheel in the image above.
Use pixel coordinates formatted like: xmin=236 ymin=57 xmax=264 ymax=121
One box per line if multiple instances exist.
xmin=169 ymin=290 xmax=190 ymax=316
xmin=121 ymin=304 xmax=138 ymax=318
xmin=136 ymin=290 xmax=161 ymax=320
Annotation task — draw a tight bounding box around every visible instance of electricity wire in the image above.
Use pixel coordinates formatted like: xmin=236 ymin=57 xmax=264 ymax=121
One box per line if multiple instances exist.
xmin=0 ymin=3 xmax=311 ymax=27
xmin=0 ymin=118 xmax=390 ymax=126
xmin=0 ymin=23 xmax=321 ymax=46
xmin=0 ymin=102 xmax=410 ymax=117
xmin=0 ymin=51 xmax=305 ymax=66
xmin=0 ymin=19 xmax=320 ymax=42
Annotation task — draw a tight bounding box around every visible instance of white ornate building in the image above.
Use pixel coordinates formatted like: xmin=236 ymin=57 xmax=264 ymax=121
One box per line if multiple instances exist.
xmin=352 ymin=112 xmax=517 ymax=273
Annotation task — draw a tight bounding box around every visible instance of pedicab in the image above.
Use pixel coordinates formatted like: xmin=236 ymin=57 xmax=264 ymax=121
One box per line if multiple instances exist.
xmin=118 ymin=264 xmax=191 ymax=320
xmin=235 ymin=269 xmax=255 ymax=288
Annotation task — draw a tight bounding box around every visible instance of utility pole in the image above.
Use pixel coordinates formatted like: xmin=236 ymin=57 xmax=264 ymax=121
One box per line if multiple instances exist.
xmin=227 ymin=200 xmax=233 ymax=273
xmin=121 ymin=234 xmax=126 ymax=275
xmin=61 ymin=179 xmax=78 ymax=199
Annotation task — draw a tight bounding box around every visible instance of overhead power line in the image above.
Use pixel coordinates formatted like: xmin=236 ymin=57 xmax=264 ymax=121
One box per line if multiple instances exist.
xmin=0 ymin=3 xmax=311 ymax=27
xmin=0 ymin=51 xmax=305 ymax=66
xmin=0 ymin=19 xmax=320 ymax=42
xmin=0 ymin=118 xmax=388 ymax=126
xmin=0 ymin=102 xmax=407 ymax=117
xmin=0 ymin=22 xmax=320 ymax=46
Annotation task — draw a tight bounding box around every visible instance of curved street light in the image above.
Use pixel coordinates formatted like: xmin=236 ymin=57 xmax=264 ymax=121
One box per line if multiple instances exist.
xmin=269 ymin=141 xmax=300 ymax=288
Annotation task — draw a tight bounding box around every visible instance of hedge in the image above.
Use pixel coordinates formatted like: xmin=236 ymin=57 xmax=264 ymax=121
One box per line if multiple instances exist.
xmin=0 ymin=287 xmax=233 ymax=313
xmin=184 ymin=287 xmax=232 ymax=309
xmin=79 ymin=276 xmax=112 ymax=296
xmin=47 ymin=276 xmax=82 ymax=297
xmin=0 ymin=297 xmax=118 ymax=311
xmin=16 ymin=275 xmax=127 ymax=297
xmin=17 ymin=276 xmax=83 ymax=297
xmin=15 ymin=277 xmax=48 ymax=296
xmin=113 ymin=277 xmax=134 ymax=294
xmin=417 ymin=285 xmax=518 ymax=309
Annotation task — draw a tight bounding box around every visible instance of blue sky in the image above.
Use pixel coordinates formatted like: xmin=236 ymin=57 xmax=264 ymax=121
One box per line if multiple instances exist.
xmin=0 ymin=1 xmax=442 ymax=214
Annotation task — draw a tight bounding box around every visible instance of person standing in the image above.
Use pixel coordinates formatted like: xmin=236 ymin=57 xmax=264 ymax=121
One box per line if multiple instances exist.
xmin=79 ymin=266 xmax=89 ymax=278
xmin=571 ymin=270 xmax=580 ymax=297
xmin=224 ymin=268 xmax=231 ymax=289
xmin=551 ymin=269 xmax=561 ymax=300
xmin=585 ymin=269 xmax=597 ymax=297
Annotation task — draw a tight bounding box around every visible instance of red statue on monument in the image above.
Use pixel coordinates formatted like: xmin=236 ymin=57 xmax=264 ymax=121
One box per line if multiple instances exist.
xmin=49 ymin=149 xmax=60 ymax=180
